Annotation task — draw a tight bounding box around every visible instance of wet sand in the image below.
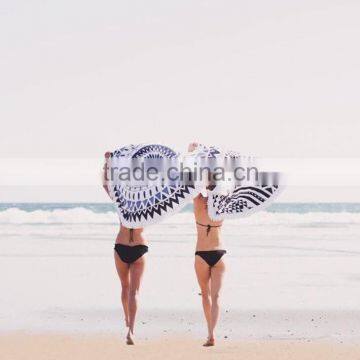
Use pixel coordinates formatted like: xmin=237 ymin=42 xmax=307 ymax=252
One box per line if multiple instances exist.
xmin=1 ymin=333 xmax=360 ymax=360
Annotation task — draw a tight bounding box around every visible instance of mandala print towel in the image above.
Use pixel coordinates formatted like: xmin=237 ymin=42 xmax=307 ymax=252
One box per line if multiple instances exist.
xmin=107 ymin=144 xmax=199 ymax=228
xmin=186 ymin=144 xmax=285 ymax=221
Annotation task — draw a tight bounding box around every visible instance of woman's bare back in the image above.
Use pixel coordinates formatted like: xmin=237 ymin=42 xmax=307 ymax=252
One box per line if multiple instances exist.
xmin=115 ymin=226 xmax=147 ymax=246
xmin=193 ymin=194 xmax=223 ymax=251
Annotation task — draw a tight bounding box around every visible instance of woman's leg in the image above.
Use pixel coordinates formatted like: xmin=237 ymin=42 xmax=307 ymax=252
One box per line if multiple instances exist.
xmin=127 ymin=256 xmax=146 ymax=341
xmin=194 ymin=256 xmax=212 ymax=342
xmin=209 ymin=259 xmax=225 ymax=341
xmin=114 ymin=252 xmax=130 ymax=327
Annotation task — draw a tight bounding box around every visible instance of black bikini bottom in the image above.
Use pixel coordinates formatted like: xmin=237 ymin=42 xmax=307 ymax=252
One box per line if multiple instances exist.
xmin=114 ymin=244 xmax=148 ymax=264
xmin=195 ymin=250 xmax=226 ymax=267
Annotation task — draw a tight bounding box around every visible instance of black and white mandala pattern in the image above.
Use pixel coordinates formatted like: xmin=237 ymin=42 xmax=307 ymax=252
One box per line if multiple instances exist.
xmin=109 ymin=144 xmax=198 ymax=228
xmin=188 ymin=144 xmax=285 ymax=220
xmin=207 ymin=184 xmax=283 ymax=220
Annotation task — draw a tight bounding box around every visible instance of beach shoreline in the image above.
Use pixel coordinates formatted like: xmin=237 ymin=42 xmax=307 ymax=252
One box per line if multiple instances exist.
xmin=1 ymin=332 xmax=360 ymax=360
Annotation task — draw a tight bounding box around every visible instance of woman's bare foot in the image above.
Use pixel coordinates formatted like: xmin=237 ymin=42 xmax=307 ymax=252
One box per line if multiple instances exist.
xmin=203 ymin=337 xmax=215 ymax=347
xmin=126 ymin=332 xmax=134 ymax=345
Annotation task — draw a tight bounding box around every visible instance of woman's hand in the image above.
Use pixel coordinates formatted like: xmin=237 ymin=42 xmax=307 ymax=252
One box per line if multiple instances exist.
xmin=102 ymin=151 xmax=112 ymax=197
xmin=188 ymin=142 xmax=199 ymax=152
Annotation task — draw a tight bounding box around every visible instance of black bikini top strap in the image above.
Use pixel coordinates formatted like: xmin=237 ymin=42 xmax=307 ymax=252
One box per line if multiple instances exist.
xmin=196 ymin=222 xmax=222 ymax=236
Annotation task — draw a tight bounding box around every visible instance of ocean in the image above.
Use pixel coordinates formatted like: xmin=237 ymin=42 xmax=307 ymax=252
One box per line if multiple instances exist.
xmin=1 ymin=202 xmax=360 ymax=225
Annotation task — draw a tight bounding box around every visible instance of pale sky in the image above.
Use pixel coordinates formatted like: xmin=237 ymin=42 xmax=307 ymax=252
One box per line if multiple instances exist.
xmin=1 ymin=0 xmax=359 ymax=202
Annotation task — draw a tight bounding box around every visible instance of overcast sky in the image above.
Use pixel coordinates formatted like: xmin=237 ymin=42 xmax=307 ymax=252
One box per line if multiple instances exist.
xmin=1 ymin=0 xmax=359 ymax=201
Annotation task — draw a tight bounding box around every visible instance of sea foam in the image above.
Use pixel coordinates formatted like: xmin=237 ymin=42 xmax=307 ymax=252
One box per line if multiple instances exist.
xmin=0 ymin=207 xmax=360 ymax=226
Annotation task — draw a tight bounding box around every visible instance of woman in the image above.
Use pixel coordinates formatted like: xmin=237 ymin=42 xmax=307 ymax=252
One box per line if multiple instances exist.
xmin=103 ymin=152 xmax=147 ymax=345
xmin=189 ymin=143 xmax=226 ymax=347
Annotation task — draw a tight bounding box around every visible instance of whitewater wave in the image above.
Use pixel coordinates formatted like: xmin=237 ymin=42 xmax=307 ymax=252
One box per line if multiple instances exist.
xmin=0 ymin=208 xmax=117 ymax=224
xmin=0 ymin=207 xmax=360 ymax=226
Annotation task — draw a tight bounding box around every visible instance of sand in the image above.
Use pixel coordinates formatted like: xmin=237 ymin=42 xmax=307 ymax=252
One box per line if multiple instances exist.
xmin=1 ymin=333 xmax=360 ymax=360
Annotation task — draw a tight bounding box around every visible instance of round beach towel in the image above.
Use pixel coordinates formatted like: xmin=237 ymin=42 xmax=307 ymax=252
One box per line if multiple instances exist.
xmin=185 ymin=144 xmax=285 ymax=220
xmin=108 ymin=144 xmax=198 ymax=228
